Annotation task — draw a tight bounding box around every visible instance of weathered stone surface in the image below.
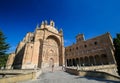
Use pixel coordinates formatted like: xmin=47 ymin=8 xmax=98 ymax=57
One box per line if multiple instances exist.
xmin=6 ymin=20 xmax=64 ymax=69
xmin=6 ymin=20 xmax=117 ymax=76
xmin=6 ymin=53 xmax=15 ymax=69
xmin=19 ymin=70 xmax=119 ymax=83
xmin=65 ymin=33 xmax=117 ymax=76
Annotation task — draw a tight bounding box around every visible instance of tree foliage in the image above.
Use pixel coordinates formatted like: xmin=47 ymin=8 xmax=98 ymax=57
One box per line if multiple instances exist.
xmin=113 ymin=33 xmax=120 ymax=75
xmin=0 ymin=30 xmax=9 ymax=55
xmin=0 ymin=30 xmax=10 ymax=68
xmin=0 ymin=54 xmax=9 ymax=67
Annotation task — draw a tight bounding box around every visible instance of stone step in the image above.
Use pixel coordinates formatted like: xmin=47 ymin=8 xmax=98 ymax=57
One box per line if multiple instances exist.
xmin=41 ymin=66 xmax=63 ymax=73
xmin=19 ymin=70 xmax=120 ymax=83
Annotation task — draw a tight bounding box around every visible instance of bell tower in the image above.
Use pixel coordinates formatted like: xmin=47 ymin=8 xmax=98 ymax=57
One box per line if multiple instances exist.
xmin=76 ymin=34 xmax=85 ymax=43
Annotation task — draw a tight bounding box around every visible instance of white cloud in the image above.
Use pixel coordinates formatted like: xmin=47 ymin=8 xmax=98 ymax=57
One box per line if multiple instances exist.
xmin=7 ymin=46 xmax=16 ymax=53
xmin=64 ymin=39 xmax=74 ymax=46
xmin=64 ymin=39 xmax=71 ymax=43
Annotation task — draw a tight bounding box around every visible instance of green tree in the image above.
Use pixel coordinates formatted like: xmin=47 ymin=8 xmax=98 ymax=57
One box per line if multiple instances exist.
xmin=0 ymin=54 xmax=9 ymax=67
xmin=113 ymin=33 xmax=120 ymax=75
xmin=0 ymin=30 xmax=10 ymax=68
xmin=0 ymin=30 xmax=9 ymax=55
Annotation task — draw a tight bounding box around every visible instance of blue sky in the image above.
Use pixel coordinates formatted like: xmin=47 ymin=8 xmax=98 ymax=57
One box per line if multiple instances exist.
xmin=0 ymin=0 xmax=120 ymax=53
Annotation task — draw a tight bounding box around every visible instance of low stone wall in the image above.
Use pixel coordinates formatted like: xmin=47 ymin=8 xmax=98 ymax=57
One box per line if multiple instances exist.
xmin=0 ymin=72 xmax=35 ymax=83
xmin=78 ymin=64 xmax=118 ymax=76
xmin=0 ymin=69 xmax=35 ymax=74
xmin=65 ymin=68 xmax=120 ymax=81
xmin=0 ymin=69 xmax=42 ymax=83
xmin=65 ymin=68 xmax=78 ymax=75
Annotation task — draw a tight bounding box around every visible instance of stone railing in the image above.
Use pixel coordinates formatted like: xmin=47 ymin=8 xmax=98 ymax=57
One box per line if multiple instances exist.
xmin=67 ymin=64 xmax=118 ymax=76
xmin=0 ymin=69 xmax=42 ymax=83
xmin=65 ymin=67 xmax=120 ymax=81
xmin=0 ymin=72 xmax=35 ymax=83
xmin=0 ymin=69 xmax=35 ymax=74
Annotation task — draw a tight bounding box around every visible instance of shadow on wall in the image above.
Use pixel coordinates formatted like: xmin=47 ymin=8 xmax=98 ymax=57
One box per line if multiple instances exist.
xmin=38 ymin=39 xmax=43 ymax=68
xmin=12 ymin=45 xmax=26 ymax=69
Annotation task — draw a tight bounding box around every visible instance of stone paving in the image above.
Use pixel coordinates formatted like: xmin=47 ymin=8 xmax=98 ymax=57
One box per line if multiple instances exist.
xmin=0 ymin=75 xmax=2 ymax=78
xmin=20 ymin=67 xmax=119 ymax=83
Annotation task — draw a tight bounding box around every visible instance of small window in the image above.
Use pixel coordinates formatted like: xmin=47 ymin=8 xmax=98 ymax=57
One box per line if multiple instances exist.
xmin=94 ymin=41 xmax=97 ymax=45
xmin=84 ymin=45 xmax=87 ymax=48
xmin=103 ymin=54 xmax=107 ymax=57
xmin=70 ymin=49 xmax=71 ymax=51
xmin=76 ymin=47 xmax=78 ymax=50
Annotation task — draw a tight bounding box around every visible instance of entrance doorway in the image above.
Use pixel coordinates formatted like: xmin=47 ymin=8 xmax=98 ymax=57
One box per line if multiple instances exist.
xmin=49 ymin=58 xmax=54 ymax=67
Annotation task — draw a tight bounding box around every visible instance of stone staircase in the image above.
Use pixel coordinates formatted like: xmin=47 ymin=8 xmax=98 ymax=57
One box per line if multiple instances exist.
xmin=19 ymin=67 xmax=120 ymax=83
xmin=41 ymin=66 xmax=63 ymax=73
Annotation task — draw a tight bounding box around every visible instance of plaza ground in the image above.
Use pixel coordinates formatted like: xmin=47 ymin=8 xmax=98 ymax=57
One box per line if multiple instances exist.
xmin=19 ymin=67 xmax=119 ymax=83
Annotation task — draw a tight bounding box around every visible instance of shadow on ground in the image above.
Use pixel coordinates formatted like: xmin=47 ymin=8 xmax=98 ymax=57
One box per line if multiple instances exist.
xmin=75 ymin=76 xmax=120 ymax=83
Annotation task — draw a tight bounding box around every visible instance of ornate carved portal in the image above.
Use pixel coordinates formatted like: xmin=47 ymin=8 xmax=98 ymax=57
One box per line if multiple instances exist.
xmin=41 ymin=36 xmax=60 ymax=68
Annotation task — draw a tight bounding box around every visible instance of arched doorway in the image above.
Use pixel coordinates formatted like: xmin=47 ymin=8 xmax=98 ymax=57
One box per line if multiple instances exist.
xmin=73 ymin=58 xmax=76 ymax=66
xmin=69 ymin=59 xmax=72 ymax=66
xmin=80 ymin=57 xmax=84 ymax=66
xmin=84 ymin=56 xmax=89 ymax=66
xmin=101 ymin=54 xmax=108 ymax=65
xmin=89 ymin=56 xmax=95 ymax=66
xmin=67 ymin=59 xmax=69 ymax=66
xmin=95 ymin=55 xmax=101 ymax=65
xmin=76 ymin=58 xmax=79 ymax=66
xmin=49 ymin=58 xmax=54 ymax=67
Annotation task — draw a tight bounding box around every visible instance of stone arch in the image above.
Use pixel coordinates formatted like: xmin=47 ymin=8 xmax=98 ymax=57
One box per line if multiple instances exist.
xmin=72 ymin=58 xmax=76 ymax=66
xmin=89 ymin=56 xmax=95 ymax=66
xmin=101 ymin=54 xmax=108 ymax=65
xmin=84 ymin=56 xmax=89 ymax=66
xmin=80 ymin=57 xmax=84 ymax=66
xmin=76 ymin=58 xmax=79 ymax=66
xmin=69 ymin=59 xmax=72 ymax=66
xmin=46 ymin=35 xmax=60 ymax=46
xmin=41 ymin=35 xmax=61 ymax=68
xmin=67 ymin=59 xmax=69 ymax=66
xmin=94 ymin=55 xmax=101 ymax=65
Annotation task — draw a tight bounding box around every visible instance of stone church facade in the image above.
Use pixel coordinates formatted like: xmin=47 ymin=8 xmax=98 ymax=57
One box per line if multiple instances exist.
xmin=6 ymin=21 xmax=117 ymax=75
xmin=6 ymin=21 xmax=64 ymax=69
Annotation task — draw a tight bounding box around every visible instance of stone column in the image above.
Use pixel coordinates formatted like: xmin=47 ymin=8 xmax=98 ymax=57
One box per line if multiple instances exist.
xmin=93 ymin=56 xmax=96 ymax=66
xmin=59 ymin=35 xmax=64 ymax=66
xmin=99 ymin=55 xmax=103 ymax=65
